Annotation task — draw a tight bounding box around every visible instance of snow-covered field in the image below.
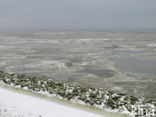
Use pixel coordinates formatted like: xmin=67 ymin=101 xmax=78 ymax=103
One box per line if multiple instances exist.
xmin=0 ymin=87 xmax=104 ymax=117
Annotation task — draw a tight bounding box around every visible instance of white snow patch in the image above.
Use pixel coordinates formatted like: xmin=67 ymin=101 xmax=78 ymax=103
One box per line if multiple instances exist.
xmin=0 ymin=88 xmax=104 ymax=117
xmin=25 ymin=60 xmax=67 ymax=69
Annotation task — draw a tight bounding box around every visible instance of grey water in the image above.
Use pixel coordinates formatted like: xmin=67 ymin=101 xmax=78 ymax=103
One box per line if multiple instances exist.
xmin=0 ymin=31 xmax=156 ymax=99
xmin=82 ymin=69 xmax=115 ymax=77
xmin=113 ymin=57 xmax=156 ymax=74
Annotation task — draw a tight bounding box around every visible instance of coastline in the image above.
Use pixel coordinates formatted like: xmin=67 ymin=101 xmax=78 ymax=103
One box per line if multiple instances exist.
xmin=0 ymin=84 xmax=125 ymax=117
xmin=0 ymin=87 xmax=105 ymax=117
xmin=0 ymin=71 xmax=155 ymax=117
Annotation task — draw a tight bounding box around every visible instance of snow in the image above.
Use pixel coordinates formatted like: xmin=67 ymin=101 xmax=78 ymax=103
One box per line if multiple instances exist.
xmin=0 ymin=87 xmax=104 ymax=117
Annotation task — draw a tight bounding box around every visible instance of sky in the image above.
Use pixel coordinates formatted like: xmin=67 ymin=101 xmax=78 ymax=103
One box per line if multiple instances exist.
xmin=0 ymin=0 xmax=156 ymax=31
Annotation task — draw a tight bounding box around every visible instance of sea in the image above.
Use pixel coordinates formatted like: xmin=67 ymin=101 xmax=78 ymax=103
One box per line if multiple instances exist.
xmin=0 ymin=31 xmax=156 ymax=99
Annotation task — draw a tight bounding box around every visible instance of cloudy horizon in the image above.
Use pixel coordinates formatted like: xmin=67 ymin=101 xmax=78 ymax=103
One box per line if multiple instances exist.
xmin=0 ymin=0 xmax=156 ymax=31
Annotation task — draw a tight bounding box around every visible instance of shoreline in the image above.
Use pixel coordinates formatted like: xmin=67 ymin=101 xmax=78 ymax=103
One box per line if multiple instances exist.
xmin=0 ymin=71 xmax=155 ymax=117
xmin=0 ymin=87 xmax=106 ymax=117
xmin=0 ymin=84 xmax=125 ymax=117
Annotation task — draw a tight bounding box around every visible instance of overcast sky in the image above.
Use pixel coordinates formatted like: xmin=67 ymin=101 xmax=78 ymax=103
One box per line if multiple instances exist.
xmin=0 ymin=0 xmax=156 ymax=31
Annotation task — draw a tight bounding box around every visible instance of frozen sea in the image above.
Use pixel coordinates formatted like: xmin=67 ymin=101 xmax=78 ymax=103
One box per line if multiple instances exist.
xmin=0 ymin=31 xmax=156 ymax=99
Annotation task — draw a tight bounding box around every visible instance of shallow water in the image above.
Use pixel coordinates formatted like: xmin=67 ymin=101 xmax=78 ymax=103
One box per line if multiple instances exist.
xmin=113 ymin=56 xmax=156 ymax=74
xmin=0 ymin=31 xmax=156 ymax=99
xmin=82 ymin=69 xmax=115 ymax=77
